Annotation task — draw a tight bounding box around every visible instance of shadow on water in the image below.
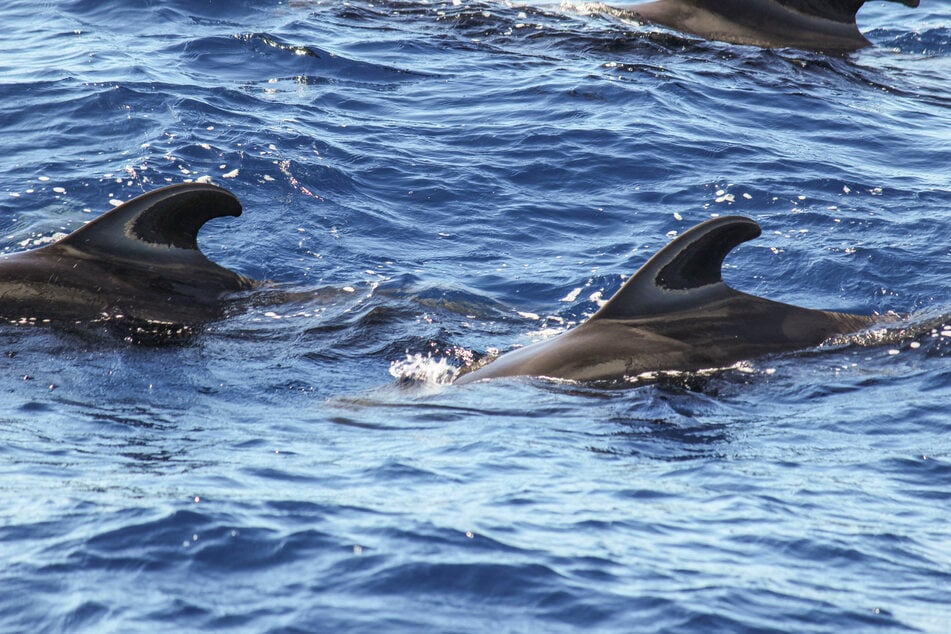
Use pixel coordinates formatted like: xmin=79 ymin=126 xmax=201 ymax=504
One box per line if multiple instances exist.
xmin=349 ymin=293 xmax=951 ymax=463
xmin=328 ymin=364 xmax=752 ymax=462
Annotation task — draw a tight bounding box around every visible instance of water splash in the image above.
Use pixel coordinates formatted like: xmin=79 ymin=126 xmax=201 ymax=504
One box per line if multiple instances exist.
xmin=389 ymin=352 xmax=462 ymax=385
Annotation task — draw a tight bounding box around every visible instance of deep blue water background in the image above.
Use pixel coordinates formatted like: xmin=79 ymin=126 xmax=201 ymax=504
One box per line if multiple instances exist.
xmin=1 ymin=1 xmax=950 ymax=631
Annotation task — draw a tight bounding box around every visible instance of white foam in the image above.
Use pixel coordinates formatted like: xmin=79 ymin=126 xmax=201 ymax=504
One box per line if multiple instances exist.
xmin=560 ymin=287 xmax=582 ymax=302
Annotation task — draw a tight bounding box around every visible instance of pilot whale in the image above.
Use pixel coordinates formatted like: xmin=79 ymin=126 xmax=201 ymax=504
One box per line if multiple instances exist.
xmin=618 ymin=0 xmax=920 ymax=52
xmin=0 ymin=183 xmax=256 ymax=329
xmin=455 ymin=215 xmax=879 ymax=385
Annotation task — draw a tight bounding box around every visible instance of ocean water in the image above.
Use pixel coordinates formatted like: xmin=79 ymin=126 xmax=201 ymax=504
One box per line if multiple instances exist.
xmin=1 ymin=0 xmax=950 ymax=631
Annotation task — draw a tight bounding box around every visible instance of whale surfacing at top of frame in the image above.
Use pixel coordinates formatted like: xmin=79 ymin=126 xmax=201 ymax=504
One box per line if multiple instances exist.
xmin=617 ymin=0 xmax=920 ymax=52
xmin=0 ymin=183 xmax=257 ymax=330
xmin=455 ymin=216 xmax=880 ymax=385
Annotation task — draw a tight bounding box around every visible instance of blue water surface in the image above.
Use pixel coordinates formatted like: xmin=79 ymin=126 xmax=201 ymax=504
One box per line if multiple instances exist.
xmin=1 ymin=0 xmax=950 ymax=631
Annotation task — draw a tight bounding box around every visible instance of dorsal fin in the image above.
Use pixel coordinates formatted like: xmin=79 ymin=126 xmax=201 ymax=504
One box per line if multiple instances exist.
xmin=592 ymin=215 xmax=761 ymax=320
xmin=775 ymin=0 xmax=919 ymax=24
xmin=56 ymin=182 xmax=242 ymax=262
xmin=775 ymin=0 xmax=863 ymax=24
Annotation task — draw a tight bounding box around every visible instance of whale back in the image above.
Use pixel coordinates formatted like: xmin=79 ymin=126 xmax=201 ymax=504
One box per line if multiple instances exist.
xmin=456 ymin=215 xmax=878 ymax=384
xmin=625 ymin=0 xmax=920 ymax=51
xmin=52 ymin=182 xmax=255 ymax=292
xmin=0 ymin=183 xmax=256 ymax=327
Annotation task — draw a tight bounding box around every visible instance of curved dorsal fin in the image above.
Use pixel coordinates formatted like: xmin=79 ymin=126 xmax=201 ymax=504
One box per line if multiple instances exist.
xmin=776 ymin=0 xmax=919 ymax=24
xmin=56 ymin=182 xmax=242 ymax=262
xmin=592 ymin=215 xmax=761 ymax=320
xmin=776 ymin=0 xmax=863 ymax=24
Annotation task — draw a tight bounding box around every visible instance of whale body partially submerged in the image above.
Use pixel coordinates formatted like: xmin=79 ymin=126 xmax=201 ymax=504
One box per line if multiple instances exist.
xmin=618 ymin=0 xmax=920 ymax=52
xmin=456 ymin=216 xmax=879 ymax=385
xmin=0 ymin=183 xmax=256 ymax=329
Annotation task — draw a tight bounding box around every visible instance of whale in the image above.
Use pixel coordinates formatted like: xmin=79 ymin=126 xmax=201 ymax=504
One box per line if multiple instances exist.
xmin=455 ymin=215 xmax=879 ymax=385
xmin=0 ymin=183 xmax=256 ymax=330
xmin=617 ymin=0 xmax=920 ymax=52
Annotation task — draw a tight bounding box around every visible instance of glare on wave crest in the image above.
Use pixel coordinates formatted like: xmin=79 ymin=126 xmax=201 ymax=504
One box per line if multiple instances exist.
xmin=842 ymin=319 xmax=951 ymax=353
xmin=623 ymin=360 xmax=773 ymax=385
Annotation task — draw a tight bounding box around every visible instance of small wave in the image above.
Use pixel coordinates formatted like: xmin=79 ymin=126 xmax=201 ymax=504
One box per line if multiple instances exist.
xmin=878 ymin=25 xmax=951 ymax=57
xmin=237 ymin=31 xmax=440 ymax=83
